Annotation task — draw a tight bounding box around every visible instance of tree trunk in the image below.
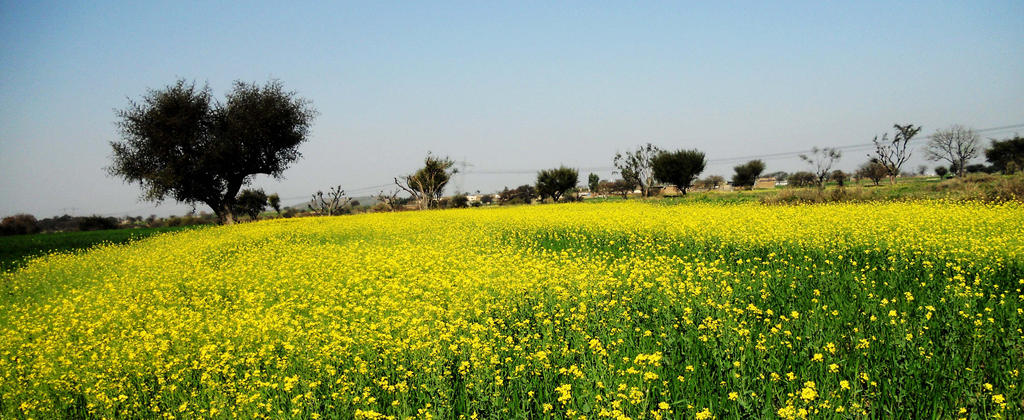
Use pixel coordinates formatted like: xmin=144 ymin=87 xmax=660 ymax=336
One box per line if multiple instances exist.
xmin=220 ymin=202 xmax=236 ymax=225
xmin=217 ymin=177 xmax=244 ymax=225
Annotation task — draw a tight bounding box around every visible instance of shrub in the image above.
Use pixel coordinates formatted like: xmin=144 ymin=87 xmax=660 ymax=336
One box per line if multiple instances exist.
xmin=78 ymin=216 xmax=119 ymax=231
xmin=787 ymin=172 xmax=816 ymax=188
xmin=450 ymin=194 xmax=469 ymax=208
xmin=0 ymin=214 xmax=41 ymax=236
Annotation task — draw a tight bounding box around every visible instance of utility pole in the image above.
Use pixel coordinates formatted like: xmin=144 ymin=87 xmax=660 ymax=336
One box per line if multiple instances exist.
xmin=454 ymin=157 xmax=474 ymax=194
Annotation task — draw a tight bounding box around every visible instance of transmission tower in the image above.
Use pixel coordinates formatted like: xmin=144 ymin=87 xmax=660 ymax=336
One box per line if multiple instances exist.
xmin=454 ymin=158 xmax=474 ymax=194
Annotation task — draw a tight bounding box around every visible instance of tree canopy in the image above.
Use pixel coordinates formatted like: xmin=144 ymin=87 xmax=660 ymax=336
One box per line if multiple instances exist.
xmin=536 ymin=166 xmax=578 ymax=202
xmin=109 ymin=79 xmax=315 ymax=224
xmin=857 ymin=159 xmax=889 ymax=186
xmin=395 ymin=154 xmax=457 ymax=210
xmin=499 ymin=185 xmax=537 ymax=205
xmin=234 ymin=189 xmax=268 ymax=220
xmin=651 ymin=149 xmax=706 ymax=195
xmin=614 ymin=143 xmax=660 ymax=197
xmin=731 ymin=160 xmax=766 ymax=189
xmin=587 ymin=173 xmax=600 ymax=193
xmin=985 ymin=135 xmax=1024 ymax=174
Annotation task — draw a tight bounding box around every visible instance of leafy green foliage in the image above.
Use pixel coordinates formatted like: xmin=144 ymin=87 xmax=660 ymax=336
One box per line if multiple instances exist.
xmin=234 ymin=189 xmax=268 ymax=220
xmin=731 ymin=160 xmax=766 ymax=189
xmin=536 ymin=166 xmax=579 ymax=202
xmin=614 ymin=143 xmax=661 ymax=197
xmin=651 ymin=149 xmax=706 ymax=194
xmin=588 ymin=173 xmax=600 ymax=193
xmin=395 ymin=154 xmax=457 ymax=209
xmin=109 ymin=79 xmax=315 ymax=224
xmin=985 ymin=135 xmax=1024 ymax=174
xmin=856 ymin=159 xmax=889 ymax=186
xmin=499 ymin=184 xmax=537 ymax=205
xmin=787 ymin=171 xmax=817 ymax=187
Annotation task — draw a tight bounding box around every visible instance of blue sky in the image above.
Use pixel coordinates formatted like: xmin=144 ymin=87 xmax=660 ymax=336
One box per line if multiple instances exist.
xmin=1 ymin=1 xmax=1022 ymax=217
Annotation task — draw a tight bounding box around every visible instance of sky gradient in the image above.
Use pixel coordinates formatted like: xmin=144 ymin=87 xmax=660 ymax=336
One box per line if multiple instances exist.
xmin=2 ymin=1 xmax=1022 ymax=217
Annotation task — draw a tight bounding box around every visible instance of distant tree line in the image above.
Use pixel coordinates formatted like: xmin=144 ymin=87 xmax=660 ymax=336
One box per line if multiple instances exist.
xmin=0 ymin=213 xmax=220 ymax=236
xmin=94 ymin=77 xmax=1024 ymax=224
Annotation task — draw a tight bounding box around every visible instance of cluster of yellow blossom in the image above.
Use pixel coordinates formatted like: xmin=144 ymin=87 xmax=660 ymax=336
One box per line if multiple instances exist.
xmin=1 ymin=200 xmax=1022 ymax=418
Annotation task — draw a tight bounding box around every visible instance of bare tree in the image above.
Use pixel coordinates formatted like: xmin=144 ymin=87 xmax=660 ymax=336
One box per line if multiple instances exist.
xmin=613 ymin=143 xmax=661 ymax=198
xmin=308 ymin=185 xmax=351 ymax=216
xmin=872 ymin=123 xmax=922 ymax=184
xmin=373 ymin=189 xmax=401 ymax=212
xmin=395 ymin=154 xmax=457 ymax=210
xmin=799 ymin=147 xmax=842 ymax=189
xmin=925 ymin=125 xmax=979 ymax=177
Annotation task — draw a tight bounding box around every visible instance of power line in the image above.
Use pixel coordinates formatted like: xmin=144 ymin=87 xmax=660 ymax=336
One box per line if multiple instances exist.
xmin=707 ymin=124 xmax=1024 ymax=164
xmin=464 ymin=123 xmax=1024 ymax=174
xmin=89 ymin=122 xmax=1024 ymax=216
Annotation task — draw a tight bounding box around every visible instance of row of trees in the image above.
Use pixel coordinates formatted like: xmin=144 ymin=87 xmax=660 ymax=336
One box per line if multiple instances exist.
xmin=612 ymin=144 xmax=707 ymax=196
xmin=105 ymin=79 xmax=1024 ymax=224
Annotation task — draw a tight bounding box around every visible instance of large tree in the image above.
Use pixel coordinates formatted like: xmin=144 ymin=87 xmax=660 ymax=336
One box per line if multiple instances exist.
xmin=395 ymin=154 xmax=457 ymax=210
xmin=651 ymin=149 xmax=706 ymax=195
xmin=109 ymin=79 xmax=316 ymax=224
xmin=985 ymin=135 xmax=1024 ymax=174
xmin=925 ymin=125 xmax=979 ymax=177
xmin=871 ymin=123 xmax=922 ymax=183
xmin=536 ymin=166 xmax=578 ymax=202
xmin=614 ymin=143 xmax=661 ymax=197
xmin=731 ymin=159 xmax=766 ymax=189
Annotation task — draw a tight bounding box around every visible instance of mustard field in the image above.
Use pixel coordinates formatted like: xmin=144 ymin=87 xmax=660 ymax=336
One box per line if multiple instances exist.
xmin=2 ymin=201 xmax=1023 ymax=419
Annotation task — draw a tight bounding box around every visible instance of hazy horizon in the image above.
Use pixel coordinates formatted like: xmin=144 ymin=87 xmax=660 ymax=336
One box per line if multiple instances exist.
xmin=2 ymin=1 xmax=1022 ymax=218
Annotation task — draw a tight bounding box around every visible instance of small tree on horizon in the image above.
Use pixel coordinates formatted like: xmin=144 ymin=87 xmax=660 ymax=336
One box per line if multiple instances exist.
xmin=395 ymin=154 xmax=457 ymax=210
xmin=985 ymin=135 xmax=1024 ymax=174
xmin=652 ymin=149 xmax=706 ymax=195
xmin=536 ymin=166 xmax=578 ymax=202
xmin=587 ymin=173 xmax=600 ymax=194
xmin=799 ymin=147 xmax=842 ymax=189
xmin=788 ymin=171 xmax=817 ymax=187
xmin=829 ymin=170 xmax=848 ymax=187
xmin=499 ymin=185 xmax=537 ymax=205
xmin=267 ymin=193 xmax=281 ymax=216
xmin=695 ymin=175 xmax=725 ymax=190
xmin=871 ymin=123 xmax=922 ymax=183
xmin=234 ymin=189 xmax=268 ymax=220
xmin=614 ymin=143 xmax=661 ymax=197
xmin=601 ymin=179 xmax=635 ymax=199
xmin=731 ymin=160 xmax=766 ymax=189
xmin=308 ymin=185 xmax=351 ymax=216
xmin=857 ymin=159 xmax=889 ymax=186
xmin=925 ymin=125 xmax=979 ymax=177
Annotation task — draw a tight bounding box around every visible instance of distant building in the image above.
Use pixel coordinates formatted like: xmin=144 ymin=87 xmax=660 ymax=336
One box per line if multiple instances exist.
xmin=753 ymin=177 xmax=777 ymax=189
xmin=657 ymin=185 xmax=681 ymax=196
